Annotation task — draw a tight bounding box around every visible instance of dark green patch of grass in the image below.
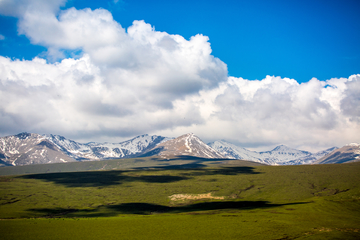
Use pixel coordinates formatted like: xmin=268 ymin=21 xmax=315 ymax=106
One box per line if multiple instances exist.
xmin=19 ymin=170 xmax=190 ymax=187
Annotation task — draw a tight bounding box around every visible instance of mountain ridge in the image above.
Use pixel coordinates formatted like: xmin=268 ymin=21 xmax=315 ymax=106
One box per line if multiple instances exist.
xmin=314 ymin=143 xmax=360 ymax=164
xmin=1 ymin=132 xmax=356 ymax=167
xmin=141 ymin=133 xmax=225 ymax=159
xmin=208 ymin=140 xmax=339 ymax=165
xmin=0 ymin=133 xmax=75 ymax=166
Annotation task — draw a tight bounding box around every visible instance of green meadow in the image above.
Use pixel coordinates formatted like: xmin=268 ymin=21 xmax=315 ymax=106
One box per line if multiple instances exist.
xmin=0 ymin=158 xmax=359 ymax=239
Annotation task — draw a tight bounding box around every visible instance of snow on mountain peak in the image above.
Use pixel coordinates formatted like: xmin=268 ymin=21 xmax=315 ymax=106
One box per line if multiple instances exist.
xmin=315 ymin=143 xmax=360 ymax=164
xmin=0 ymin=132 xmax=346 ymax=166
xmin=142 ymin=133 xmax=225 ymax=159
xmin=209 ymin=141 xmax=337 ymax=165
xmin=43 ymin=134 xmax=170 ymax=160
xmin=271 ymin=145 xmax=291 ymax=151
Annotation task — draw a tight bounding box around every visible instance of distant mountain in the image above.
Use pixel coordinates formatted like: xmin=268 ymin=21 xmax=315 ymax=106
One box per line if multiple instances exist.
xmin=207 ymin=140 xmax=262 ymax=162
xmin=256 ymin=145 xmax=337 ymax=165
xmin=314 ymin=143 xmax=360 ymax=164
xmin=46 ymin=134 xmax=171 ymax=160
xmin=0 ymin=133 xmax=170 ymax=166
xmin=208 ymin=140 xmax=337 ymax=165
xmin=0 ymin=132 xmax=349 ymax=167
xmin=0 ymin=133 xmax=75 ymax=166
xmin=142 ymin=133 xmax=225 ymax=159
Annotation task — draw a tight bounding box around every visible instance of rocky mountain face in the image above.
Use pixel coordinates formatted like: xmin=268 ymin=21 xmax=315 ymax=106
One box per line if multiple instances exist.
xmin=0 ymin=133 xmax=75 ymax=166
xmin=141 ymin=133 xmax=225 ymax=159
xmin=208 ymin=140 xmax=337 ymax=165
xmin=314 ymin=143 xmax=360 ymax=164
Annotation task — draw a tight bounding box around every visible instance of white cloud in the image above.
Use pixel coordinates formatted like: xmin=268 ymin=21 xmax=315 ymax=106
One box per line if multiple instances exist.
xmin=340 ymin=75 xmax=360 ymax=122
xmin=0 ymin=34 xmax=5 ymax=40
xmin=0 ymin=4 xmax=227 ymax=142
xmin=164 ymin=75 xmax=359 ymax=151
xmin=0 ymin=2 xmax=359 ymax=151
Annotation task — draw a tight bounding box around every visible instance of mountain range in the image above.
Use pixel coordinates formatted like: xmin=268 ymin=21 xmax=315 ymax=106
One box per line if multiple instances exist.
xmin=0 ymin=132 xmax=359 ymax=167
xmin=208 ymin=140 xmax=338 ymax=165
xmin=314 ymin=143 xmax=360 ymax=164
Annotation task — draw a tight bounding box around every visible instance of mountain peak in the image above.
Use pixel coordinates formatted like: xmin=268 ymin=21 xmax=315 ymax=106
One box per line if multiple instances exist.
xmin=142 ymin=133 xmax=225 ymax=159
xmin=315 ymin=143 xmax=360 ymax=164
xmin=178 ymin=133 xmax=195 ymax=139
xmin=272 ymin=145 xmax=291 ymax=151
xmin=15 ymin=132 xmax=33 ymax=139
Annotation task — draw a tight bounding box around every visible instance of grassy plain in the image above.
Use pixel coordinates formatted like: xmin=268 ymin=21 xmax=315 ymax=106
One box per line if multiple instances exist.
xmin=0 ymin=158 xmax=359 ymax=239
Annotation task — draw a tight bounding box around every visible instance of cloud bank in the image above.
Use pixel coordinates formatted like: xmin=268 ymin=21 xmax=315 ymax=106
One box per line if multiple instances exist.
xmin=0 ymin=1 xmax=359 ymax=151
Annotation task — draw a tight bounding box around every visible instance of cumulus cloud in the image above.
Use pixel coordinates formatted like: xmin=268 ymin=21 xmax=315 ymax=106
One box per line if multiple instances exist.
xmin=0 ymin=2 xmax=227 ymax=141
xmin=0 ymin=1 xmax=359 ymax=151
xmin=340 ymin=75 xmax=360 ymax=122
xmin=167 ymin=75 xmax=359 ymax=151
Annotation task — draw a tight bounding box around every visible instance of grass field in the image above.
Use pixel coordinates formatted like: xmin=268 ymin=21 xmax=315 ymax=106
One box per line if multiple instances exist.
xmin=0 ymin=159 xmax=359 ymax=239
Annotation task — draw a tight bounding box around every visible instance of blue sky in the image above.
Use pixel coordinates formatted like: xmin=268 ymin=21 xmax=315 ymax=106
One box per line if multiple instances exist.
xmin=1 ymin=0 xmax=359 ymax=82
xmin=0 ymin=0 xmax=359 ymax=151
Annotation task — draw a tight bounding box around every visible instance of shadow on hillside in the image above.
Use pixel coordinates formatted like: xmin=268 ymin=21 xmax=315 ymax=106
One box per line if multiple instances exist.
xmin=18 ymin=159 xmax=261 ymax=188
xmin=135 ymin=155 xmax=262 ymax=174
xmin=150 ymin=155 xmax=233 ymax=163
xmin=19 ymin=171 xmax=189 ymax=188
xmin=28 ymin=200 xmax=309 ymax=217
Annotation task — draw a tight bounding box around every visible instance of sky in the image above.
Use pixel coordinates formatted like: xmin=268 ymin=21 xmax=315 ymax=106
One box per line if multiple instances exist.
xmin=0 ymin=0 xmax=359 ymax=151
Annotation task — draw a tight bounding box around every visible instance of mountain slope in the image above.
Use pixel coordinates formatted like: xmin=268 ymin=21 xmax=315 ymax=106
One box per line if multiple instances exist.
xmin=47 ymin=134 xmax=170 ymax=160
xmin=208 ymin=140 xmax=262 ymax=162
xmin=314 ymin=143 xmax=360 ymax=164
xmin=0 ymin=133 xmax=75 ymax=166
xmin=209 ymin=140 xmax=337 ymax=165
xmin=0 ymin=133 xmax=171 ymax=166
xmin=142 ymin=133 xmax=225 ymax=159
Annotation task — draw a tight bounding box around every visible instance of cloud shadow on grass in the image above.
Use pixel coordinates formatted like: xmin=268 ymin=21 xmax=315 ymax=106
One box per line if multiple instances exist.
xmin=18 ymin=159 xmax=261 ymax=188
xmin=28 ymin=200 xmax=310 ymax=217
xmin=18 ymin=170 xmax=189 ymax=188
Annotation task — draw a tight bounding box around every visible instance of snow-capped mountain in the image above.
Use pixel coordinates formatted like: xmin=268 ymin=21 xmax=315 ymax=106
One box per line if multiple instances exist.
xmin=0 ymin=133 xmax=171 ymax=166
xmin=314 ymin=143 xmax=360 ymax=164
xmin=0 ymin=133 xmax=75 ymax=166
xmin=142 ymin=133 xmax=225 ymax=159
xmin=207 ymin=140 xmax=262 ymax=161
xmin=256 ymin=145 xmax=318 ymax=165
xmin=0 ymin=132 xmax=347 ymax=167
xmin=208 ymin=140 xmax=337 ymax=165
xmin=46 ymin=134 xmax=170 ymax=160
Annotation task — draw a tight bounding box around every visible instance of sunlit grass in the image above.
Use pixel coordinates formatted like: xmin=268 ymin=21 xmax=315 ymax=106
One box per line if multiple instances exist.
xmin=0 ymin=160 xmax=359 ymax=239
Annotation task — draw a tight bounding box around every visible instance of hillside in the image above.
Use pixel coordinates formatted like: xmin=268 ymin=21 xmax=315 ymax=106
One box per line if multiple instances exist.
xmin=0 ymin=156 xmax=263 ymax=176
xmin=0 ymin=162 xmax=359 ymax=239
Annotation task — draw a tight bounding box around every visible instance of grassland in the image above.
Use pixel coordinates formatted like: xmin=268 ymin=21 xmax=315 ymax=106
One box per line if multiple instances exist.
xmin=0 ymin=158 xmax=359 ymax=239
